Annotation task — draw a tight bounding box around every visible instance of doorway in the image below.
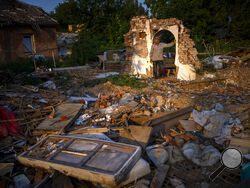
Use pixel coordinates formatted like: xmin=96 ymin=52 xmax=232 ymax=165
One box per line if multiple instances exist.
xmin=152 ymin=30 xmax=176 ymax=78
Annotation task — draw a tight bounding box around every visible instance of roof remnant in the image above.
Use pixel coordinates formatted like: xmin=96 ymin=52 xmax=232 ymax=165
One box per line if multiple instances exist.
xmin=0 ymin=0 xmax=58 ymax=31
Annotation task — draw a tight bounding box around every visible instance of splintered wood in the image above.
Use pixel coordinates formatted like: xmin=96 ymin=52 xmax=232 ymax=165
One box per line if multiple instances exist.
xmin=36 ymin=103 xmax=83 ymax=131
xmin=0 ymin=87 xmax=65 ymax=136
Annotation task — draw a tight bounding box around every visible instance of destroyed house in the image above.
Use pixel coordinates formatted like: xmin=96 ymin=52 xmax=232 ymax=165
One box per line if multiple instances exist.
xmin=0 ymin=0 xmax=59 ymax=64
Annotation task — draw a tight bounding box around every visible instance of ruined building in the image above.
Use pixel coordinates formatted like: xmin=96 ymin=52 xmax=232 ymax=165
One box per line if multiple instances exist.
xmin=124 ymin=16 xmax=201 ymax=80
xmin=0 ymin=0 xmax=58 ymax=64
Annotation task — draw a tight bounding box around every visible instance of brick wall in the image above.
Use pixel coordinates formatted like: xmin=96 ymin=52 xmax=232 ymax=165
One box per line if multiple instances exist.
xmin=124 ymin=16 xmax=201 ymax=77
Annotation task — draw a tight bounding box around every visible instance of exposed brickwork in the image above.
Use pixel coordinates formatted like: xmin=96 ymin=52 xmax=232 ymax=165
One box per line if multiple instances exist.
xmin=178 ymin=26 xmax=200 ymax=68
xmin=124 ymin=16 xmax=201 ymax=77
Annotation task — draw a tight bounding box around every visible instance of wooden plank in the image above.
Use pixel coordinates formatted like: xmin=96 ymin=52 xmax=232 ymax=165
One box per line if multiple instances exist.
xmin=141 ymin=107 xmax=192 ymax=135
xmin=119 ymin=126 xmax=153 ymax=149
xmin=179 ymin=120 xmax=202 ymax=132
xmin=68 ymin=127 xmax=124 ymax=135
xmin=150 ymin=164 xmax=170 ymax=188
xmin=230 ymin=138 xmax=250 ymax=148
xmin=230 ymin=137 xmax=250 ymax=154
xmin=36 ymin=103 xmax=82 ymax=131
xmin=151 ymin=114 xmax=190 ymax=135
xmin=182 ymin=79 xmax=225 ymax=90
xmin=198 ymin=52 xmax=221 ymax=55
xmin=146 ymin=106 xmax=192 ymax=127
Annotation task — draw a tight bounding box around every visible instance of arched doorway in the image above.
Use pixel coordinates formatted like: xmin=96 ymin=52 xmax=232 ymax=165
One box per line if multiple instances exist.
xmin=124 ymin=16 xmax=201 ymax=80
xmin=152 ymin=30 xmax=176 ymax=78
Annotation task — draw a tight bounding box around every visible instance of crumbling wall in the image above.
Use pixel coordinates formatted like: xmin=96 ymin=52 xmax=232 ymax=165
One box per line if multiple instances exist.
xmin=124 ymin=16 xmax=201 ymax=80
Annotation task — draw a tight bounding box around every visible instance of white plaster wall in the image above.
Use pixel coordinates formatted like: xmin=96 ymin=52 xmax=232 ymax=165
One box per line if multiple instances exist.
xmin=166 ymin=25 xmax=180 ymax=67
xmin=177 ymin=63 xmax=196 ymax=80
xmin=167 ymin=25 xmax=196 ymax=81
xmin=131 ymin=54 xmax=151 ymax=75
xmin=130 ymin=21 xmax=196 ymax=80
xmin=131 ymin=19 xmax=153 ymax=75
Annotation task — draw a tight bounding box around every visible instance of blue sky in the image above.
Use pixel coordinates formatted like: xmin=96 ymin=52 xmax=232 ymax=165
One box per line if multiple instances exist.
xmin=20 ymin=0 xmax=146 ymax=13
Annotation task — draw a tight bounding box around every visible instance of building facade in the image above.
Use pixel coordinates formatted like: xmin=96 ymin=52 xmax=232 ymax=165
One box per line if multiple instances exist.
xmin=0 ymin=0 xmax=58 ymax=64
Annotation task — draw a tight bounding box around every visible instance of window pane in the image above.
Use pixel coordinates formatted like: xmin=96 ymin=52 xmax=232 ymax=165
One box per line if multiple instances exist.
xmin=53 ymin=152 xmax=84 ymax=164
xmin=23 ymin=36 xmax=33 ymax=53
xmin=67 ymin=141 xmax=98 ymax=152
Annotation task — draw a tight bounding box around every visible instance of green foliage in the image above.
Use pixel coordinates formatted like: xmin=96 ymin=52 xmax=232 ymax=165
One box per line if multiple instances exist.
xmin=52 ymin=0 xmax=250 ymax=59
xmin=53 ymin=0 xmax=80 ymax=29
xmin=145 ymin=0 xmax=250 ymax=48
xmin=145 ymin=0 xmax=216 ymax=42
xmin=195 ymin=64 xmax=216 ymax=75
xmin=54 ymin=72 xmax=72 ymax=90
xmin=0 ymin=58 xmax=34 ymax=74
xmin=52 ymin=0 xmax=148 ymax=64
xmin=229 ymin=0 xmax=250 ymax=40
xmin=211 ymin=39 xmax=250 ymax=54
xmin=68 ymin=31 xmax=102 ymax=65
xmin=195 ymin=68 xmax=204 ymax=75
xmin=83 ymin=75 xmax=148 ymax=89
xmin=35 ymin=57 xmax=54 ymax=68
xmin=205 ymin=64 xmax=217 ymax=73
xmin=0 ymin=57 xmax=54 ymax=75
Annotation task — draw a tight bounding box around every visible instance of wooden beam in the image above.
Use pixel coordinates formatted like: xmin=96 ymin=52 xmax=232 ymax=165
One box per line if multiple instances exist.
xmin=230 ymin=138 xmax=250 ymax=148
xmin=150 ymin=164 xmax=170 ymax=188
xmin=119 ymin=126 xmax=153 ymax=149
xmin=146 ymin=106 xmax=192 ymax=127
xmin=67 ymin=127 xmax=124 ymax=135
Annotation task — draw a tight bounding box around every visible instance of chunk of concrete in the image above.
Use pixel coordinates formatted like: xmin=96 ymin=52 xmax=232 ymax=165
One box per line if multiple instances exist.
xmin=13 ymin=174 xmax=30 ymax=188
xmin=182 ymin=142 xmax=221 ymax=166
xmin=119 ymin=158 xmax=151 ymax=187
xmin=119 ymin=125 xmax=152 ymax=149
xmin=146 ymin=145 xmax=169 ymax=167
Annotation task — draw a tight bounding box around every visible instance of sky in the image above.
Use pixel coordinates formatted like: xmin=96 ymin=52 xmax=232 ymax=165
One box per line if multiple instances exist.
xmin=20 ymin=0 xmax=146 ymax=13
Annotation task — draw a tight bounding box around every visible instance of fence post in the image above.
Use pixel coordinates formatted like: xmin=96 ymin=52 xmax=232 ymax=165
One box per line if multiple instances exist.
xmin=52 ymin=50 xmax=56 ymax=68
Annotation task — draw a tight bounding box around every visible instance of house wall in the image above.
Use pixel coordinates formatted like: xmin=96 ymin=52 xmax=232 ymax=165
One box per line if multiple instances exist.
xmin=124 ymin=16 xmax=201 ymax=80
xmin=0 ymin=25 xmax=58 ymax=64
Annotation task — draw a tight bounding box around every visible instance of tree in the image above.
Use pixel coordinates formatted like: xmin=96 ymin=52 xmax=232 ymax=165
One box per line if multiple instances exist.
xmin=53 ymin=0 xmax=81 ymax=29
xmin=53 ymin=0 xmax=148 ymax=65
xmin=144 ymin=0 xmax=250 ymax=43
xmin=69 ymin=31 xmax=102 ymax=65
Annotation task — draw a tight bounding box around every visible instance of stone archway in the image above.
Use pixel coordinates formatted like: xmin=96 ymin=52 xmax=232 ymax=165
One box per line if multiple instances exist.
xmin=124 ymin=16 xmax=201 ymax=80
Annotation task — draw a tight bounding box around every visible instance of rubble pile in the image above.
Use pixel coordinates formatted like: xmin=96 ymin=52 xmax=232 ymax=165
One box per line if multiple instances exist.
xmin=0 ymin=65 xmax=249 ymax=188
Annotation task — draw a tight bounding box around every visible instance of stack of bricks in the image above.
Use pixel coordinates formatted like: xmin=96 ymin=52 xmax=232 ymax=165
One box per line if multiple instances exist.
xmin=124 ymin=16 xmax=149 ymax=60
xmin=178 ymin=26 xmax=200 ymax=68
xmin=123 ymin=33 xmax=134 ymax=61
xmin=151 ymin=18 xmax=182 ymax=28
